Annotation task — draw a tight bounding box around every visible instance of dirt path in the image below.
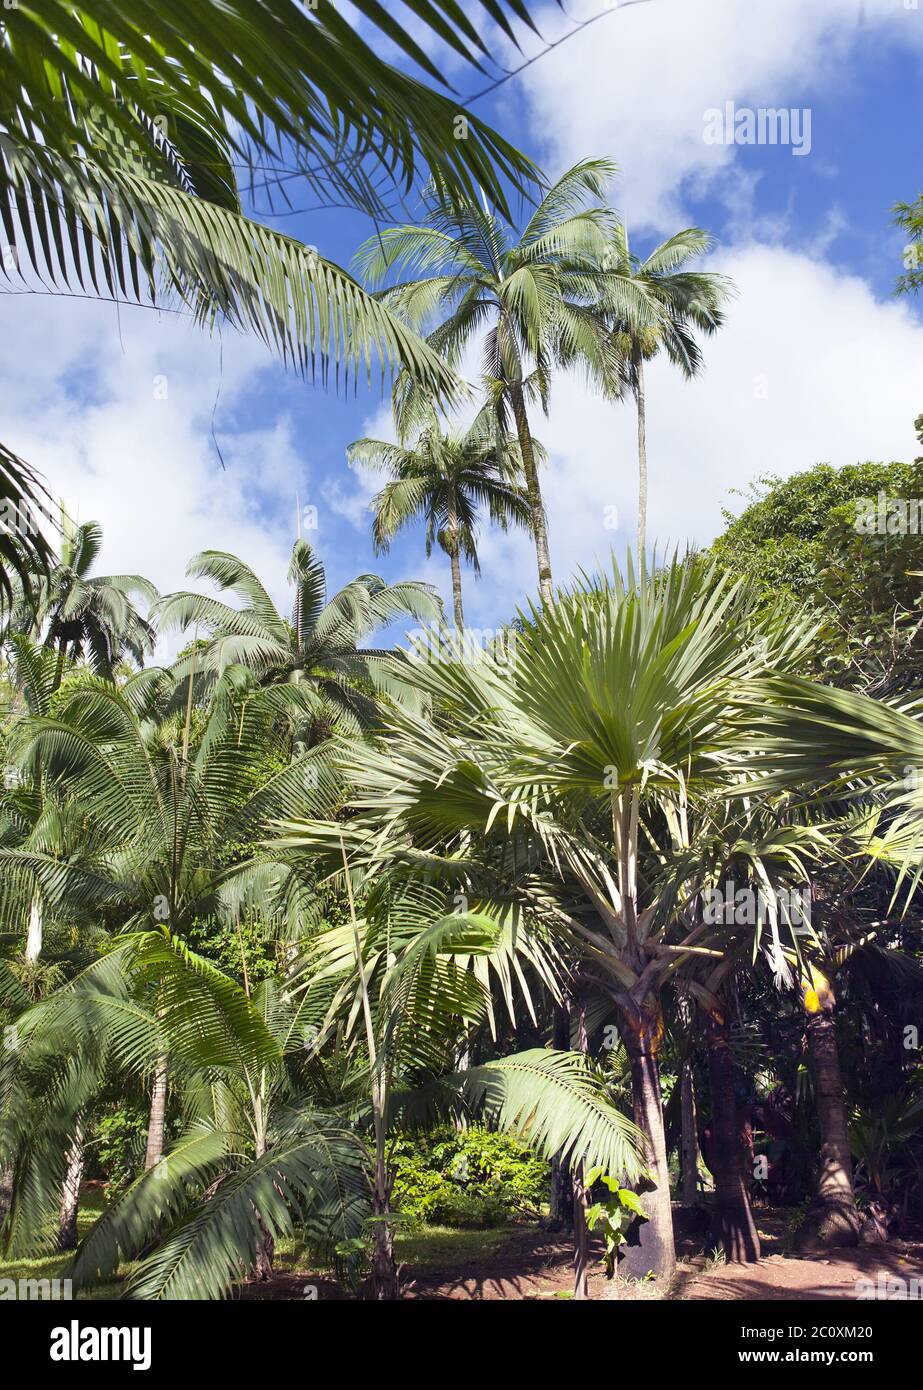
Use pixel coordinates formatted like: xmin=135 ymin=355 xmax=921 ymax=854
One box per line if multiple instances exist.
xmin=238 ymin=1222 xmax=923 ymax=1301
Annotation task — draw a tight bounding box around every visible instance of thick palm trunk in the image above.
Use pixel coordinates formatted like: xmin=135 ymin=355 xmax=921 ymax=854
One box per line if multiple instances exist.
xmin=143 ymin=1057 xmax=168 ymax=1172
xmin=618 ymin=1000 xmax=676 ymax=1282
xmin=634 ymin=357 xmax=648 ymax=559
xmin=704 ymin=1009 xmax=760 ymax=1263
xmin=509 ymin=382 xmax=553 ymax=606
xmin=679 ymin=1055 xmax=699 ymax=1206
xmin=58 ymin=1118 xmax=85 ymax=1252
xmin=795 ymin=969 xmax=860 ymax=1250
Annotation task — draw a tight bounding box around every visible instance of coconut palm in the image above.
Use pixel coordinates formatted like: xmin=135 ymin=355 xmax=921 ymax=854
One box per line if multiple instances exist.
xmin=354 ymin=161 xmax=629 ymax=606
xmin=8 ymin=518 xmax=157 ymax=688
xmin=591 ymin=226 xmax=734 ymax=555
xmin=348 ymin=405 xmax=533 ymax=630
xmin=272 ymin=554 xmax=818 ymax=1279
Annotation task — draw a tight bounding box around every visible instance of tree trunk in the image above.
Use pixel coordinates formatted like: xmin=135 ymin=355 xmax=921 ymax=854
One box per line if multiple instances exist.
xmin=446 ymin=499 xmax=465 ymax=630
xmin=679 ymin=1054 xmax=699 ymax=1206
xmin=704 ymin=1008 xmax=760 ymax=1263
xmin=618 ymin=999 xmax=676 ymax=1281
xmin=143 ymin=1057 xmax=168 ymax=1172
xmin=548 ymin=1002 xmax=573 ymax=1230
xmin=509 ymin=381 xmax=553 ymax=606
xmin=58 ymin=1118 xmax=84 ymax=1252
xmin=795 ymin=968 xmax=860 ymax=1250
xmin=25 ymin=889 xmax=42 ymax=962
xmin=0 ymin=1165 xmax=12 ymax=1234
xmin=634 ymin=356 xmax=648 ymax=560
xmin=573 ymin=999 xmax=590 ymax=1300
xmin=678 ymin=992 xmax=699 ymax=1206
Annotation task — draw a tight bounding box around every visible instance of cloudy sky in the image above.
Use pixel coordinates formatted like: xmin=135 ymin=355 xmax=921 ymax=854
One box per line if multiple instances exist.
xmin=3 ymin=0 xmax=922 ymax=648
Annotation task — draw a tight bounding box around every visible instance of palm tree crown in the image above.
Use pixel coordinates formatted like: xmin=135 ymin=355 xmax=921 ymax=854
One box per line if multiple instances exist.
xmin=8 ymin=516 xmax=157 ymax=687
xmin=348 ymin=405 xmax=533 ymax=629
xmin=354 ymin=160 xmax=624 ymax=606
xmin=591 ymin=225 xmax=734 ymax=556
xmin=157 ymin=541 xmax=443 ymax=737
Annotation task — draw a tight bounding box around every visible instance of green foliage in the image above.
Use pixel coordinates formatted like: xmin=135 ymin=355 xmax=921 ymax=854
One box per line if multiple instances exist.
xmin=584 ymin=1168 xmax=647 ymax=1277
xmin=711 ymin=460 xmax=923 ymax=692
xmin=388 ymin=1126 xmax=548 ymax=1231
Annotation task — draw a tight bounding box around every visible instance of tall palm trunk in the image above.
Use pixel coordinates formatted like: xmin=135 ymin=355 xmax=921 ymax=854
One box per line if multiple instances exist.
xmin=795 ymin=966 xmax=859 ymax=1250
xmin=703 ymin=1007 xmax=760 ymax=1263
xmin=445 ymin=496 xmax=464 ymax=630
xmin=634 ymin=354 xmax=648 ymax=559
xmin=252 ymin=1095 xmax=275 ymax=1280
xmin=143 ymin=1057 xmax=168 ymax=1172
xmin=58 ymin=1117 xmax=85 ymax=1251
xmin=509 ymin=381 xmax=553 ymax=606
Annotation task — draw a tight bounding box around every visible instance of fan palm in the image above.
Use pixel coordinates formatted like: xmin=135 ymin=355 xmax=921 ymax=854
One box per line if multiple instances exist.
xmin=157 ymin=541 xmax=443 ymax=735
xmin=348 ymin=404 xmax=533 ymax=630
xmin=274 ymin=554 xmax=819 ymax=1278
xmin=354 ymin=161 xmax=627 ymax=606
xmin=591 ymin=226 xmax=734 ymax=555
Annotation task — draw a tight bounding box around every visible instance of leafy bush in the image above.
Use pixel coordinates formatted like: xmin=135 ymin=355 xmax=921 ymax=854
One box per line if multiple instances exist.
xmin=388 ymin=1127 xmax=549 ymax=1231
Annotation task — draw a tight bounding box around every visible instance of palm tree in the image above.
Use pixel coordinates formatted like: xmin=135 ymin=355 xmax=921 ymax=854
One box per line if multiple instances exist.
xmin=1 ymin=1 xmax=543 ymax=598
xmin=9 ymin=518 xmax=157 ymax=688
xmin=273 ymin=555 xmax=818 ymax=1279
xmin=2 ymin=663 xmax=334 ymax=1176
xmin=348 ymin=405 xmax=533 ymax=630
xmin=157 ymin=542 xmax=443 ymax=735
xmin=592 ymin=226 xmax=734 ymax=556
xmin=354 ymin=161 xmax=622 ymax=606
xmin=2 ymin=874 xmax=643 ymax=1297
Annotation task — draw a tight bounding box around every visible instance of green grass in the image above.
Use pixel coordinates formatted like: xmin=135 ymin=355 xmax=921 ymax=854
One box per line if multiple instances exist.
xmin=0 ymin=1191 xmax=525 ymax=1297
xmin=394 ymin=1223 xmax=520 ymax=1271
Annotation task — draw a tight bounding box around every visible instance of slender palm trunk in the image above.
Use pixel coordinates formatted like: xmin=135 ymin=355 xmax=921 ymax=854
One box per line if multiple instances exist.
xmin=0 ymin=1164 xmax=12 ymax=1233
xmin=252 ymin=1099 xmax=275 ymax=1279
xmin=25 ymin=888 xmax=42 ymax=962
xmin=509 ymin=382 xmax=553 ymax=606
xmin=143 ymin=1058 xmax=168 ymax=1172
xmin=573 ymin=1000 xmax=590 ymax=1300
xmin=679 ymin=1056 xmax=699 ymax=1206
xmin=58 ymin=1117 xmax=85 ymax=1251
xmin=446 ymin=497 xmax=464 ymax=631
xmin=548 ymin=1003 xmax=573 ymax=1231
xmin=678 ymin=992 xmax=699 ymax=1205
xmin=704 ymin=1008 xmax=760 ymax=1263
xmin=634 ymin=355 xmax=648 ymax=560
xmin=796 ymin=968 xmax=859 ymax=1250
xmin=341 ymin=838 xmax=399 ymax=1300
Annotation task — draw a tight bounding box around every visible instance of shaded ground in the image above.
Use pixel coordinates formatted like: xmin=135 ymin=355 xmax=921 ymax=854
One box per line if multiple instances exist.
xmin=238 ymin=1211 xmax=923 ymax=1302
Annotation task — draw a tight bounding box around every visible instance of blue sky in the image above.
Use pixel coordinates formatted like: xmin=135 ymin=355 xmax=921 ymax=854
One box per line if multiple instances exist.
xmin=3 ymin=0 xmax=923 ymax=654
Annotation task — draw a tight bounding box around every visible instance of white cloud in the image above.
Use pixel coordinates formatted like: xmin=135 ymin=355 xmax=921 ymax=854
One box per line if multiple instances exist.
xmin=464 ymin=243 xmax=923 ymax=623
xmin=0 ymin=295 xmax=303 ymax=658
xmin=521 ymin=0 xmax=923 ymax=234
